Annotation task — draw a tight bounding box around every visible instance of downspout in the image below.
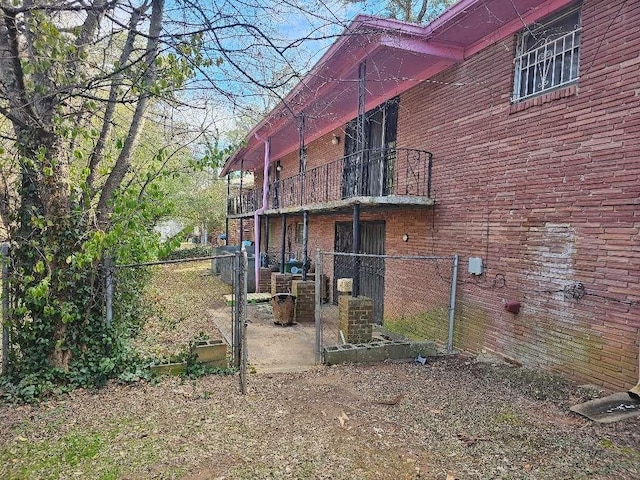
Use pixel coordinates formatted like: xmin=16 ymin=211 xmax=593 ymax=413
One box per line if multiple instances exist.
xmin=253 ymin=135 xmax=270 ymax=292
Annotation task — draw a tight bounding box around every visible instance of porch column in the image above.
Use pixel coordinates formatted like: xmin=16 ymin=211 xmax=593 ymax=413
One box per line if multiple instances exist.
xmin=352 ymin=203 xmax=360 ymax=297
xmin=280 ymin=213 xmax=287 ymax=273
xmin=302 ymin=210 xmax=309 ymax=281
xmin=299 ymin=112 xmax=306 ymax=204
xmin=254 ymin=137 xmax=270 ymax=292
xmin=239 ymin=159 xmax=244 ymax=244
xmin=225 ymin=175 xmax=230 ymax=245
xmin=239 ymin=159 xmax=244 ymax=211
xmin=264 ymin=216 xmax=270 ymax=257
xmin=356 ymin=61 xmax=366 ymax=196
xmin=258 ymin=215 xmax=263 ymax=261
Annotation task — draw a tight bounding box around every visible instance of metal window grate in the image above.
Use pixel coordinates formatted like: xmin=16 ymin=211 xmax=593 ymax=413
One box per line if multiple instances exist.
xmin=513 ymin=11 xmax=581 ymax=102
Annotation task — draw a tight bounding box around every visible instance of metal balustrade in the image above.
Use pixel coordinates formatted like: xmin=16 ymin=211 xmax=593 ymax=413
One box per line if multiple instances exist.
xmin=227 ymin=147 xmax=433 ymax=215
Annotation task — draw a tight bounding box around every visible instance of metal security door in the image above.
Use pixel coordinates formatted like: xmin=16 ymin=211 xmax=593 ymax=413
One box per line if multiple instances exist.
xmin=333 ymin=221 xmax=385 ymax=323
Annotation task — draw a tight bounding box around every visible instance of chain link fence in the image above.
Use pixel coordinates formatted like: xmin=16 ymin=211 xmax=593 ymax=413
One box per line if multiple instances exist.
xmin=315 ymin=251 xmax=458 ymax=355
xmin=110 ymin=255 xmax=240 ymax=365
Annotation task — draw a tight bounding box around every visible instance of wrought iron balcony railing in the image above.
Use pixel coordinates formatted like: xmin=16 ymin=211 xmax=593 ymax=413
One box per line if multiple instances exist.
xmin=226 ymin=187 xmax=263 ymax=216
xmin=226 ymin=147 xmax=432 ymax=216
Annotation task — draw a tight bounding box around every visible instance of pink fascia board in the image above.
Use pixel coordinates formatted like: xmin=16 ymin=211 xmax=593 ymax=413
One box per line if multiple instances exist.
xmin=464 ymin=0 xmax=577 ymax=57
xmin=221 ymin=0 xmax=574 ymax=176
xmin=422 ymin=0 xmax=485 ymax=36
xmin=379 ymin=35 xmax=465 ymax=61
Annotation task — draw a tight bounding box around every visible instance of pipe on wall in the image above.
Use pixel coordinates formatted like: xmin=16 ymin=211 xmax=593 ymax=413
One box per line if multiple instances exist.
xmin=253 ymin=135 xmax=270 ymax=292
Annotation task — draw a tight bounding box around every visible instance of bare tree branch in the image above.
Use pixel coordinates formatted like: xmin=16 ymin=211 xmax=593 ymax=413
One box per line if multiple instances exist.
xmin=96 ymin=0 xmax=164 ymax=226
xmin=84 ymin=3 xmax=147 ymax=205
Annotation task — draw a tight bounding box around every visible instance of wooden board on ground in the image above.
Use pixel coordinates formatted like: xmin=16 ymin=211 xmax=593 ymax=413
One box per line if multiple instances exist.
xmin=224 ymin=293 xmax=272 ymax=306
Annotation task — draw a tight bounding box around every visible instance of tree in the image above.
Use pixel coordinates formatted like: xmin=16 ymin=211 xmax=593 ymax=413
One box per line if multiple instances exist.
xmin=0 ymin=0 xmax=346 ymax=394
xmin=164 ymin=170 xmax=228 ymax=244
xmin=346 ymin=0 xmax=458 ymax=23
xmin=0 ymin=0 xmax=214 ymax=391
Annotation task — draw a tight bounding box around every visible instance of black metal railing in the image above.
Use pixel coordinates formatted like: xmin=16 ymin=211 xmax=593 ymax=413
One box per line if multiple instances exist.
xmin=227 ymin=187 xmax=263 ymax=216
xmin=227 ymin=147 xmax=432 ymax=215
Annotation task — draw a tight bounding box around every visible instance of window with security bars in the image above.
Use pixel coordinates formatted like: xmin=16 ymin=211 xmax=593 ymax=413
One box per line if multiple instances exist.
xmin=512 ymin=5 xmax=581 ymax=102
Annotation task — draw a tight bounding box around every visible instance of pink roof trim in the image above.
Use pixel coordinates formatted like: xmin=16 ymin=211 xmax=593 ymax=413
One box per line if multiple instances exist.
xmin=221 ymin=0 xmax=576 ymax=176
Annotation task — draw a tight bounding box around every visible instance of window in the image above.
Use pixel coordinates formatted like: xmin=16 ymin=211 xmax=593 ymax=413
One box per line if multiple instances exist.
xmin=512 ymin=5 xmax=581 ymax=102
xmin=295 ymin=223 xmax=304 ymax=244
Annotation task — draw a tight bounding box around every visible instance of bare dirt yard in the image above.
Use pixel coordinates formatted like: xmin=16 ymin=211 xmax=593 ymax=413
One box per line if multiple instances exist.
xmin=1 ymin=259 xmax=639 ymax=479
xmin=1 ymin=357 xmax=639 ymax=479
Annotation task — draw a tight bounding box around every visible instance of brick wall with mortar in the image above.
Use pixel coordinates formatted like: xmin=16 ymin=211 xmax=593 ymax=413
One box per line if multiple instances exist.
xmin=292 ymin=280 xmax=315 ymax=323
xmin=239 ymin=0 xmax=639 ymax=390
xmin=258 ymin=267 xmax=272 ymax=294
xmin=338 ymin=295 xmax=374 ymax=344
xmin=388 ymin=0 xmax=639 ymax=390
xmin=227 ymin=218 xmax=254 ymax=246
xmin=271 ymin=272 xmax=294 ymax=295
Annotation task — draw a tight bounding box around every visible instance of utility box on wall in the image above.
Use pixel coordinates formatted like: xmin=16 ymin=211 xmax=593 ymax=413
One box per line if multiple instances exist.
xmin=469 ymin=257 xmax=483 ymax=275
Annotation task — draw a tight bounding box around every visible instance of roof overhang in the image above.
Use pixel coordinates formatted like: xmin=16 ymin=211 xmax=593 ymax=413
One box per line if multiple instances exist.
xmin=221 ymin=0 xmax=577 ymax=176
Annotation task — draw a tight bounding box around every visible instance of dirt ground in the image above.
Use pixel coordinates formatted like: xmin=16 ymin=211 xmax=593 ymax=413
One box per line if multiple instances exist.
xmin=1 ymin=357 xmax=639 ymax=480
xmin=2 ymin=262 xmax=639 ymax=479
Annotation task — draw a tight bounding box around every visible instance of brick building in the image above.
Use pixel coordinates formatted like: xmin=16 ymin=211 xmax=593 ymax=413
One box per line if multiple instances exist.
xmin=221 ymin=0 xmax=640 ymax=390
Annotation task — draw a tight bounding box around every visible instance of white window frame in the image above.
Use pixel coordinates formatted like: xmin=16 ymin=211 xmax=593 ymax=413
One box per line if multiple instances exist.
xmin=512 ymin=5 xmax=582 ymax=102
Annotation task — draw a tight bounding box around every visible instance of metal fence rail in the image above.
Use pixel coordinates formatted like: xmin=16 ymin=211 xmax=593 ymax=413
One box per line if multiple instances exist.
xmin=315 ymin=251 xmax=458 ymax=361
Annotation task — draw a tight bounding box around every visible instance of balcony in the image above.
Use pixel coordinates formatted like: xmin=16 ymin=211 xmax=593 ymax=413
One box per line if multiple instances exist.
xmin=226 ymin=147 xmax=433 ymax=217
xmin=227 ymin=187 xmax=263 ymax=217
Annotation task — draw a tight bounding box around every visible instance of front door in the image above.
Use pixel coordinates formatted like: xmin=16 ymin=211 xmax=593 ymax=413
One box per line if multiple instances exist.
xmin=333 ymin=221 xmax=385 ymax=324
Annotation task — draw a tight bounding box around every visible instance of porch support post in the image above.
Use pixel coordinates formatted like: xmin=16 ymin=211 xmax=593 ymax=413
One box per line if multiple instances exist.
xmin=302 ymin=210 xmax=309 ymax=281
xmin=239 ymin=159 xmax=244 ymax=210
xmin=352 ymin=203 xmax=360 ymax=297
xmin=280 ymin=213 xmax=287 ymax=273
xmin=356 ymin=61 xmax=366 ymax=150
xmin=257 ymin=216 xmax=263 ymax=263
xmin=254 ymin=137 xmax=270 ymax=292
xmin=264 ymin=216 xmax=270 ymax=256
xmin=299 ymin=112 xmax=306 ymax=171
xmin=299 ymin=112 xmax=306 ymax=204
xmin=356 ymin=61 xmax=366 ymax=196
xmin=239 ymin=159 xmax=244 ymax=244
xmin=225 ymin=175 xmax=230 ymax=245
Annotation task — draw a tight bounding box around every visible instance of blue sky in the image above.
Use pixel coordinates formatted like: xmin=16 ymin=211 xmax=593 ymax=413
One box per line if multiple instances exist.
xmin=166 ymin=0 xmax=456 ymax=138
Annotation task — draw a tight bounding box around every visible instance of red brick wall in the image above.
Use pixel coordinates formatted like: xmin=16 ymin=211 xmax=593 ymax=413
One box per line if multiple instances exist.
xmin=250 ymin=0 xmax=639 ymax=389
xmin=227 ymin=218 xmax=254 ymax=246
xmin=390 ymin=0 xmax=639 ymax=390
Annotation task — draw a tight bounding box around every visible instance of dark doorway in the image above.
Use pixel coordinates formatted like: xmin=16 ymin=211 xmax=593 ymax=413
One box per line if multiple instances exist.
xmin=342 ymin=99 xmax=399 ymax=198
xmin=333 ymin=221 xmax=385 ymax=324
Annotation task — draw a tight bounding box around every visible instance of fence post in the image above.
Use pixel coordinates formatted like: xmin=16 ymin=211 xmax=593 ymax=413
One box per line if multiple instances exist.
xmin=314 ymin=249 xmax=322 ymax=364
xmin=105 ymin=256 xmax=113 ymax=327
xmin=2 ymin=243 xmax=9 ymax=373
xmin=233 ymin=251 xmax=241 ymax=368
xmin=447 ymin=255 xmax=459 ymax=354
xmin=239 ymin=247 xmax=248 ymax=394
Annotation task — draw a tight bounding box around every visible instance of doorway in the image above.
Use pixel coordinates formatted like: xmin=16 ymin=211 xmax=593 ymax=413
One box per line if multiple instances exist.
xmin=333 ymin=221 xmax=385 ymax=323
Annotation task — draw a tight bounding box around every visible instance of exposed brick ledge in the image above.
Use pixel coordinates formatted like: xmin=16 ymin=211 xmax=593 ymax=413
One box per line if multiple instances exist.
xmin=509 ymin=84 xmax=578 ymax=114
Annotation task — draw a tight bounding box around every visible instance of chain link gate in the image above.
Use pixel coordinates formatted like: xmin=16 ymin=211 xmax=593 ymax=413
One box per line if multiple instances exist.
xmin=314 ymin=251 xmax=459 ymax=362
xmin=233 ymin=248 xmax=249 ymax=394
xmin=108 ymin=252 xmax=248 ymax=390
